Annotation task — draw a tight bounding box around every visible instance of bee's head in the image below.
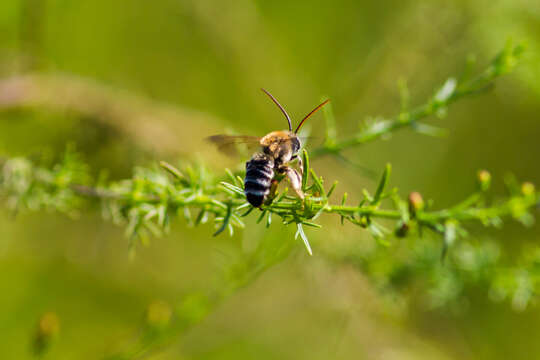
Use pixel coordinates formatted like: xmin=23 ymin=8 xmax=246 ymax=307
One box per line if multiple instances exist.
xmin=259 ymin=88 xmax=329 ymax=156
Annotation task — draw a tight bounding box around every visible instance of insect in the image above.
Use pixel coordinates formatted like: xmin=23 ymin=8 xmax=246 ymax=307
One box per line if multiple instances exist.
xmin=208 ymin=88 xmax=330 ymax=208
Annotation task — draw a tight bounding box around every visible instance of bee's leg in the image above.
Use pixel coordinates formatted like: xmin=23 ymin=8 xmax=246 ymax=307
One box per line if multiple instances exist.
xmin=296 ymin=155 xmax=303 ymax=176
xmin=264 ymin=178 xmax=280 ymax=205
xmin=280 ymin=165 xmax=304 ymax=200
xmin=290 ymin=154 xmax=303 ymax=176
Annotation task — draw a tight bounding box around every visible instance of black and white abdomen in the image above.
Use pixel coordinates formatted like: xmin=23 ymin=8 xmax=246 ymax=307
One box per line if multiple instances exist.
xmin=244 ymin=153 xmax=275 ymax=207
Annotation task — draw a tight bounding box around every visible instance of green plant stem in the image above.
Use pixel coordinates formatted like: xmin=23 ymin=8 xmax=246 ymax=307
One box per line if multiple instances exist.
xmin=311 ymin=41 xmax=525 ymax=158
xmin=265 ymin=196 xmax=539 ymax=226
xmin=2 ymin=153 xmax=535 ymax=243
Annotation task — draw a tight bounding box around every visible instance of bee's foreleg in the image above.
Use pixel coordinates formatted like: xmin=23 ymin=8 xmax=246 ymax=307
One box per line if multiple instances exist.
xmin=290 ymin=154 xmax=303 ymax=176
xmin=281 ymin=166 xmax=304 ymax=200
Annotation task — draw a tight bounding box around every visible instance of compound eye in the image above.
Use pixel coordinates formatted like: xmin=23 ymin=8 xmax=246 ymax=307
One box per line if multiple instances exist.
xmin=292 ymin=137 xmax=301 ymax=153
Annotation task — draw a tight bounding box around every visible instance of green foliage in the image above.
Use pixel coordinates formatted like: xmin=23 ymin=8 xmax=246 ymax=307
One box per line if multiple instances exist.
xmin=0 ymin=147 xmax=90 ymax=215
xmin=329 ymin=230 xmax=540 ymax=312
xmin=2 ymin=145 xmax=536 ymax=258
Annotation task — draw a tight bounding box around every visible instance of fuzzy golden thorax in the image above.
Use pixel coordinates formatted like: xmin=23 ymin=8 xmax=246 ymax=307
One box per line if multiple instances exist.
xmin=259 ymin=130 xmax=301 ymax=165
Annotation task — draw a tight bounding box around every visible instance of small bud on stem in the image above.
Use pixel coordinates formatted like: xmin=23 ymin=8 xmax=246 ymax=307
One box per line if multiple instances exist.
xmin=522 ymin=182 xmax=535 ymax=197
xmin=32 ymin=312 xmax=60 ymax=356
xmin=408 ymin=192 xmax=424 ymax=217
xmin=478 ymin=170 xmax=491 ymax=191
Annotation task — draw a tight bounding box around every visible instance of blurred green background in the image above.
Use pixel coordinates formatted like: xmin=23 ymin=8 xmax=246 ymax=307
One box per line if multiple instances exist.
xmin=0 ymin=0 xmax=539 ymax=359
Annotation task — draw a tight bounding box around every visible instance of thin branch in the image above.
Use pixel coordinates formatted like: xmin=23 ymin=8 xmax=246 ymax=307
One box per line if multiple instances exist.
xmin=0 ymin=149 xmax=537 ymax=252
xmin=0 ymin=73 xmax=225 ymax=157
xmin=311 ymin=41 xmax=525 ymax=158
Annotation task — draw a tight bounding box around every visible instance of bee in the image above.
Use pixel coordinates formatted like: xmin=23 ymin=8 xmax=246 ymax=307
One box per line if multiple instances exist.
xmin=208 ymin=89 xmax=329 ymax=208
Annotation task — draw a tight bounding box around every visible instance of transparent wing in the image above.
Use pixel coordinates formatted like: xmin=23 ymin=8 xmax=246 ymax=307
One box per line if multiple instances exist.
xmin=298 ymin=136 xmax=321 ymax=148
xmin=206 ymin=134 xmax=262 ymax=157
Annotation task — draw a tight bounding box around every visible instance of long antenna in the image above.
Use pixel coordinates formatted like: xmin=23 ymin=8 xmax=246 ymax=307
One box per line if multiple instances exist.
xmin=261 ymin=88 xmax=292 ymax=132
xmin=294 ymin=99 xmax=330 ymax=134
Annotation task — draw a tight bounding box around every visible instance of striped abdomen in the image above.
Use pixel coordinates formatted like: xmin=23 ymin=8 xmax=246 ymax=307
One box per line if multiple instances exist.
xmin=244 ymin=153 xmax=275 ymax=207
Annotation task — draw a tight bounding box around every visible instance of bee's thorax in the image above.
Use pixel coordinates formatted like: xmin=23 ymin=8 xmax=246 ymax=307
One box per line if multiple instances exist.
xmin=260 ymin=130 xmax=300 ymax=165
